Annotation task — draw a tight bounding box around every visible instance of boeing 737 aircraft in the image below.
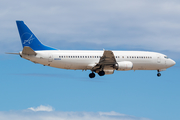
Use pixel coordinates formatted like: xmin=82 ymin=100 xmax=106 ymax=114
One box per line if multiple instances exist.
xmin=8 ymin=21 xmax=176 ymax=78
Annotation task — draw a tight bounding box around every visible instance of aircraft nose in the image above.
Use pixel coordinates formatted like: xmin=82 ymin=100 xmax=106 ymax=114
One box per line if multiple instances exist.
xmin=166 ymin=59 xmax=176 ymax=68
xmin=171 ymin=59 xmax=176 ymax=66
xmin=169 ymin=59 xmax=176 ymax=67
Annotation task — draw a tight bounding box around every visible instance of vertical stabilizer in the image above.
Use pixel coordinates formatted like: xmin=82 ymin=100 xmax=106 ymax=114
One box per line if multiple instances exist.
xmin=16 ymin=21 xmax=57 ymax=51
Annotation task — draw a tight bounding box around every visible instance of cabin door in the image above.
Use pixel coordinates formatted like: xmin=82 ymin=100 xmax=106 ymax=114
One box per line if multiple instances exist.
xmin=157 ymin=55 xmax=161 ymax=63
xmin=48 ymin=54 xmax=53 ymax=62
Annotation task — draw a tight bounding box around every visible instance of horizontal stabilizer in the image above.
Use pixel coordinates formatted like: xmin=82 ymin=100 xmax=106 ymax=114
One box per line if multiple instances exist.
xmin=5 ymin=53 xmax=20 ymax=55
xmin=22 ymin=46 xmax=37 ymax=55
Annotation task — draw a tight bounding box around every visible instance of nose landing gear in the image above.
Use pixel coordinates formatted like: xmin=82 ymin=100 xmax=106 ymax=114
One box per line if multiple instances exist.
xmin=157 ymin=73 xmax=161 ymax=77
xmin=157 ymin=70 xmax=161 ymax=77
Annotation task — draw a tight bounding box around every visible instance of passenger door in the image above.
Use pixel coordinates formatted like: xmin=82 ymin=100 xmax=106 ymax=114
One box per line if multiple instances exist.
xmin=48 ymin=54 xmax=53 ymax=62
xmin=157 ymin=55 xmax=161 ymax=63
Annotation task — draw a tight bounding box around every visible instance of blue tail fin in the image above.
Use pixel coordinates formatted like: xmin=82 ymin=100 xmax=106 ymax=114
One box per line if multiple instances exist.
xmin=16 ymin=21 xmax=57 ymax=51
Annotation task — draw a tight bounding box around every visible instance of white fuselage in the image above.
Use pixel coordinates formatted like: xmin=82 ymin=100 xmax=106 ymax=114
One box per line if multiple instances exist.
xmin=20 ymin=50 xmax=175 ymax=71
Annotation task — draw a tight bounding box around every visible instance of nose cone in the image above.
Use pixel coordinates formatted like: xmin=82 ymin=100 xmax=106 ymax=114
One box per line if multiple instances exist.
xmin=171 ymin=59 xmax=176 ymax=66
xmin=167 ymin=59 xmax=176 ymax=67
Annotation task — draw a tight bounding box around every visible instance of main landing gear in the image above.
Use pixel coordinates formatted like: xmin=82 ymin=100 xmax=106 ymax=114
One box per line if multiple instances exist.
xmin=89 ymin=70 xmax=105 ymax=78
xmin=89 ymin=72 xmax=95 ymax=78
xmin=157 ymin=70 xmax=161 ymax=77
xmin=98 ymin=71 xmax=105 ymax=76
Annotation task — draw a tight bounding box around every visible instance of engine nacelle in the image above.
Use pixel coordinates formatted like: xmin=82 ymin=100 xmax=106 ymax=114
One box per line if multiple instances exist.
xmin=116 ymin=61 xmax=133 ymax=71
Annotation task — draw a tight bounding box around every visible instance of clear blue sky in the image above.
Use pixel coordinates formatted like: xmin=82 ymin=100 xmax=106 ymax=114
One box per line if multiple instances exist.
xmin=1 ymin=0 xmax=180 ymax=120
xmin=1 ymin=55 xmax=180 ymax=120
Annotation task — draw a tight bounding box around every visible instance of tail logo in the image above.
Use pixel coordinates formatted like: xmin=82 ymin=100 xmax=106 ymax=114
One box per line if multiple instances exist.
xmin=21 ymin=33 xmax=34 ymax=45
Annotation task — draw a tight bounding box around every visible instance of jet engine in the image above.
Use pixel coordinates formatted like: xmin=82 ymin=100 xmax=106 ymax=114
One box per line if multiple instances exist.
xmin=116 ymin=61 xmax=133 ymax=71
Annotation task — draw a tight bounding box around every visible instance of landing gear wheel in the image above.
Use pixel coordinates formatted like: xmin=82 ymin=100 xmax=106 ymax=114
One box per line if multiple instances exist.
xmin=89 ymin=73 xmax=95 ymax=78
xmin=98 ymin=71 xmax=105 ymax=76
xmin=157 ymin=73 xmax=161 ymax=77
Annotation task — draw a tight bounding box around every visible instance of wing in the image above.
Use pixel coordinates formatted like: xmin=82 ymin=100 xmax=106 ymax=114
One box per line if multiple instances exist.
xmin=92 ymin=50 xmax=117 ymax=71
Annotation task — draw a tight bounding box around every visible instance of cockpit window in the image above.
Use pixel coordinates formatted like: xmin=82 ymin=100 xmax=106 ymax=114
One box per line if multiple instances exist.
xmin=164 ymin=56 xmax=169 ymax=59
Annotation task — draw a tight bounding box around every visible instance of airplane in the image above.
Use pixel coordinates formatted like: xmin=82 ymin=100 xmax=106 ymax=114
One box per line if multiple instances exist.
xmin=7 ymin=21 xmax=176 ymax=78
